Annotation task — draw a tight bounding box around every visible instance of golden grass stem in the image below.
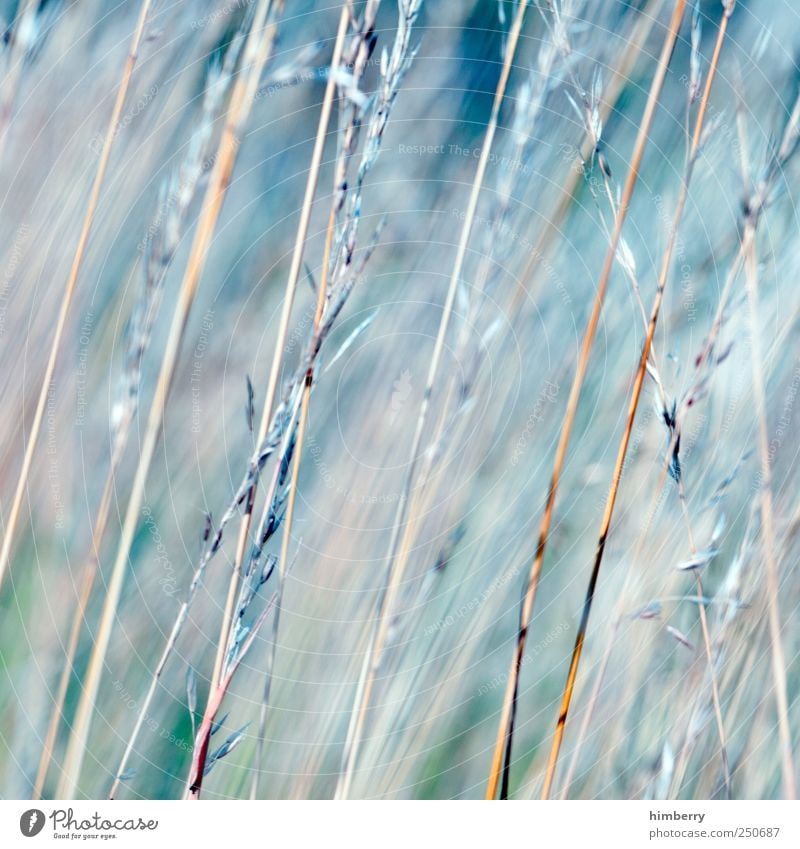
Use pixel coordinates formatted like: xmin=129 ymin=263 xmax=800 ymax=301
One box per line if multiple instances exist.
xmin=0 ymin=0 xmax=153 ymax=593
xmin=537 ymin=2 xmax=730 ymax=800
xmin=56 ymin=0 xmax=279 ymax=798
xmin=334 ymin=0 xmax=531 ymax=801
xmin=370 ymin=53 xmax=652 ymax=782
xmin=486 ymin=0 xmax=688 ymax=802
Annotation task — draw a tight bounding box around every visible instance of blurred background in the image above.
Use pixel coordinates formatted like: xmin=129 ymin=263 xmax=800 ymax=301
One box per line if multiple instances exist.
xmin=1 ymin=0 xmax=800 ymax=800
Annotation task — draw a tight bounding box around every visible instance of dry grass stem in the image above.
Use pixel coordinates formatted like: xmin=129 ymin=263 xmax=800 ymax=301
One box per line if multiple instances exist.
xmin=539 ymin=2 xmax=733 ymax=800
xmin=486 ymin=0 xmax=688 ymax=801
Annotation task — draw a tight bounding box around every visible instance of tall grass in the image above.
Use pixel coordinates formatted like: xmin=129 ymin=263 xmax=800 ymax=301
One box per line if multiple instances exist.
xmin=539 ymin=1 xmax=734 ymax=800
xmin=486 ymin=0 xmax=688 ymax=801
xmin=1 ymin=0 xmax=798 ymax=802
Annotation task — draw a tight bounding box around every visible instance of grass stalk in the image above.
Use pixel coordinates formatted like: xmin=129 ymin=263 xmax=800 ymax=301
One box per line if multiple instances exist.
xmin=185 ymin=594 xmax=277 ymax=799
xmin=249 ymin=0 xmax=424 ymax=795
xmin=486 ymin=0 xmax=687 ymax=801
xmin=538 ymin=2 xmax=729 ymax=800
xmin=678 ymin=491 xmax=732 ymax=796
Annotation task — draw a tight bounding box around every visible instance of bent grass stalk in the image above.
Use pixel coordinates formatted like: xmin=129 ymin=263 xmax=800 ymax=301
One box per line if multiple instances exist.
xmin=486 ymin=0 xmax=687 ymax=801
xmin=562 ymin=75 xmax=799 ymax=796
xmin=538 ymin=2 xmax=731 ymax=800
xmin=57 ymin=0 xmax=280 ymax=798
xmin=334 ymin=0 xmax=530 ymax=801
xmin=554 ymin=44 xmax=730 ymax=798
xmin=246 ymin=151 xmax=344 ymax=796
xmin=0 ymin=0 xmax=153 ymax=592
xmin=557 ymin=536 xmax=719 ymax=799
xmin=669 ymin=296 xmax=799 ymax=795
xmin=554 ymin=449 xmax=694 ymax=798
xmin=298 ymin=8 xmax=654 ymax=606
xmin=677 ymin=486 xmax=732 ymax=796
xmin=398 ymin=1 xmax=577 ymax=582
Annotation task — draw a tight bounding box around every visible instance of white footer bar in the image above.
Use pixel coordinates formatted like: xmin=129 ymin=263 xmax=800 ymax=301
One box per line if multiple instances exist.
xmin=2 ymin=800 xmax=797 ymax=848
